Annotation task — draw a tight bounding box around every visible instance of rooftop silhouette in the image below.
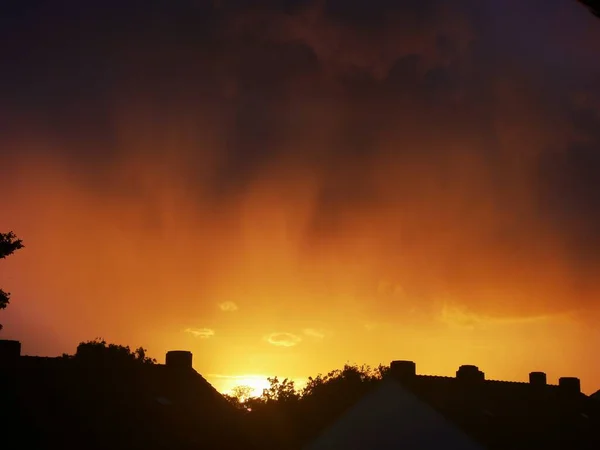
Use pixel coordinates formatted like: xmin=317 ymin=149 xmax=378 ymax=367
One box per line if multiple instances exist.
xmin=2 ymin=339 xmax=600 ymax=449
xmin=0 ymin=339 xmax=251 ymax=450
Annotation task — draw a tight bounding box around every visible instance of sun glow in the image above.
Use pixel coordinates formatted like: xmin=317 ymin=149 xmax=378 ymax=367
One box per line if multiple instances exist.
xmin=213 ymin=375 xmax=272 ymax=400
xmin=208 ymin=374 xmax=309 ymax=401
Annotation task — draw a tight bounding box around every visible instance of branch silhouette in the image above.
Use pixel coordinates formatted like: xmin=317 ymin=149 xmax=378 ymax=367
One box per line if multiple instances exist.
xmin=0 ymin=231 xmax=24 ymax=330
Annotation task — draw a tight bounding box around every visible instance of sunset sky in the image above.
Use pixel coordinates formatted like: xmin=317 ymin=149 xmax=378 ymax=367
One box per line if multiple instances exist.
xmin=1 ymin=0 xmax=600 ymax=396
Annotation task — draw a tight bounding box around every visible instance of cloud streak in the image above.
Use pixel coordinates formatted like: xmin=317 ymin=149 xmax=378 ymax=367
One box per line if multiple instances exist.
xmin=265 ymin=332 xmax=302 ymax=347
xmin=184 ymin=328 xmax=215 ymax=339
xmin=437 ymin=302 xmax=576 ymax=331
xmin=218 ymin=301 xmax=239 ymax=312
xmin=303 ymin=328 xmax=325 ymax=340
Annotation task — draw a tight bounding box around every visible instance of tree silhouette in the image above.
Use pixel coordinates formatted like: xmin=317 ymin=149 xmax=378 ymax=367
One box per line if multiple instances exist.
xmin=579 ymin=0 xmax=600 ymax=18
xmin=66 ymin=338 xmax=157 ymax=365
xmin=262 ymin=376 xmax=300 ymax=403
xmin=230 ymin=363 xmax=387 ymax=448
xmin=0 ymin=231 xmax=24 ymax=330
xmin=224 ymin=385 xmax=254 ymax=408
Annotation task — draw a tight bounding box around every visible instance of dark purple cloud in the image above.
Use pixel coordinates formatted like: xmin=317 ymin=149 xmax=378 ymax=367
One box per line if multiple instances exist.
xmin=2 ymin=0 xmax=600 ymax=319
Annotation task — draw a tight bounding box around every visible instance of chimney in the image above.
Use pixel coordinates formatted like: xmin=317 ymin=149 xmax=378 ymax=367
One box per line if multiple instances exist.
xmin=529 ymin=371 xmax=547 ymax=387
xmin=165 ymin=350 xmax=193 ymax=369
xmin=456 ymin=365 xmax=485 ymax=383
xmin=0 ymin=340 xmax=21 ymax=367
xmin=389 ymin=360 xmax=416 ymax=383
xmin=558 ymin=377 xmax=581 ymax=394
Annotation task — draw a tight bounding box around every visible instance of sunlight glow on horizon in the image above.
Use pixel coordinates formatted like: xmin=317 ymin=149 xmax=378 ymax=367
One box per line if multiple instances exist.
xmin=207 ymin=374 xmax=309 ymax=399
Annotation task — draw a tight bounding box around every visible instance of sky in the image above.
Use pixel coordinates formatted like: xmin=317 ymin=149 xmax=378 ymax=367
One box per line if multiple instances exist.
xmin=1 ymin=0 xmax=600 ymax=395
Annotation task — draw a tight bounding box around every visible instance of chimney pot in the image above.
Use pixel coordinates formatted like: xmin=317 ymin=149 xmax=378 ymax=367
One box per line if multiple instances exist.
xmin=456 ymin=365 xmax=485 ymax=382
xmin=389 ymin=360 xmax=416 ymax=381
xmin=165 ymin=350 xmax=193 ymax=369
xmin=559 ymin=377 xmax=580 ymax=394
xmin=529 ymin=371 xmax=547 ymax=386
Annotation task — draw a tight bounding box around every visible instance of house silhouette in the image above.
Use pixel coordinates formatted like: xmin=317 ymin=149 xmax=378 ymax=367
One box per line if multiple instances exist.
xmin=305 ymin=360 xmax=600 ymax=450
xmin=0 ymin=339 xmax=251 ymax=450
xmin=3 ymin=339 xmax=600 ymax=450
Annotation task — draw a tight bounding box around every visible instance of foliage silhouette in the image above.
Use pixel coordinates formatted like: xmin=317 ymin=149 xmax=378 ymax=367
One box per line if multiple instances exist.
xmin=0 ymin=231 xmax=24 ymax=330
xmin=64 ymin=338 xmax=157 ymax=366
xmin=225 ymin=385 xmax=254 ymax=406
xmin=225 ymin=363 xmax=388 ymax=448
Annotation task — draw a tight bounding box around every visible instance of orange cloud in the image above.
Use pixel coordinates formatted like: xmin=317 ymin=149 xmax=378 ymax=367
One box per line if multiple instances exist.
xmin=303 ymin=328 xmax=326 ymax=340
xmin=184 ymin=328 xmax=215 ymax=339
xmin=265 ymin=333 xmax=302 ymax=347
xmin=436 ymin=302 xmax=576 ymax=331
xmin=218 ymin=301 xmax=239 ymax=312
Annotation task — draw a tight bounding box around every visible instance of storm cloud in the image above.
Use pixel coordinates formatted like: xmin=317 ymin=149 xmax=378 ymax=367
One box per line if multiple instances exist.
xmin=1 ymin=0 xmax=600 ymax=351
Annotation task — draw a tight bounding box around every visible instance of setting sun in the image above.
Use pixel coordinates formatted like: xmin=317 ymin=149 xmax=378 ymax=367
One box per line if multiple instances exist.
xmin=218 ymin=375 xmax=272 ymax=400
xmin=210 ymin=374 xmax=307 ymax=400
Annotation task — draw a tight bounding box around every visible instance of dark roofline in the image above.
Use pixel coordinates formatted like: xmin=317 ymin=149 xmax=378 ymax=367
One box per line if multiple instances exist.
xmin=389 ymin=360 xmax=586 ymax=395
xmin=416 ymin=374 xmax=553 ymax=386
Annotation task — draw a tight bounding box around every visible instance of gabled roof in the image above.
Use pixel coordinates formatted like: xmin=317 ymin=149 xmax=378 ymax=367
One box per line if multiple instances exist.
xmin=304 ymin=362 xmax=600 ymax=450
xmin=592 ymin=390 xmax=600 ymax=401
xmin=1 ymin=354 xmax=251 ymax=450
xmin=304 ymin=379 xmax=485 ymax=450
